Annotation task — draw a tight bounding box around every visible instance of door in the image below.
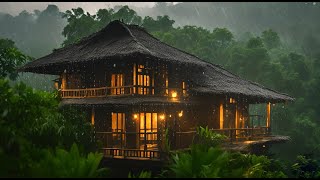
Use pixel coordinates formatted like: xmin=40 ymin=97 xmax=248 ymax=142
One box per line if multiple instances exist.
xmin=138 ymin=113 xmax=158 ymax=150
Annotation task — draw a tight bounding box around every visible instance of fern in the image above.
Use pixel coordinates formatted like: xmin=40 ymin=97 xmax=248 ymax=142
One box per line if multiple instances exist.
xmin=30 ymin=143 xmax=108 ymax=178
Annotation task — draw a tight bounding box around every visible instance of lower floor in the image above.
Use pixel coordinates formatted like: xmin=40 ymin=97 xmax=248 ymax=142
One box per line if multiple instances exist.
xmin=68 ymin=100 xmax=273 ymax=160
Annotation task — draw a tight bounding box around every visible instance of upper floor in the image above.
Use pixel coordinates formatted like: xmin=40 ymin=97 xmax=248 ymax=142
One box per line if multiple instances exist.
xmin=20 ymin=20 xmax=293 ymax=104
xmin=55 ymin=60 xmax=189 ymax=99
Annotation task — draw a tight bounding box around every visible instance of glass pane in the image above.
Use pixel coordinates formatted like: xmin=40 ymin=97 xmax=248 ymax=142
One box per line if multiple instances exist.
xmin=112 ymin=113 xmax=117 ymax=130
xmin=152 ymin=113 xmax=157 ymax=130
xmin=146 ymin=113 xmax=151 ymax=130
xmin=118 ymin=113 xmax=122 ymax=129
xmin=140 ymin=113 xmax=145 ymax=129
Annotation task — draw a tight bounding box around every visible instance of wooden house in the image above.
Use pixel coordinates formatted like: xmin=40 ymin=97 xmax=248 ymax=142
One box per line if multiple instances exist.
xmin=19 ymin=20 xmax=294 ymax=160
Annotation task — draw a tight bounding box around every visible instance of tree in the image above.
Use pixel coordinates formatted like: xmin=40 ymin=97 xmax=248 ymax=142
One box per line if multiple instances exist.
xmin=246 ymin=37 xmax=264 ymax=49
xmin=112 ymin=5 xmax=142 ymax=25
xmin=212 ymin=27 xmax=234 ymax=49
xmin=142 ymin=15 xmax=175 ymax=32
xmin=96 ymin=8 xmax=114 ymax=29
xmin=261 ymin=29 xmax=281 ymax=49
xmin=0 ymin=38 xmax=31 ymax=80
xmin=62 ymin=8 xmax=98 ymax=46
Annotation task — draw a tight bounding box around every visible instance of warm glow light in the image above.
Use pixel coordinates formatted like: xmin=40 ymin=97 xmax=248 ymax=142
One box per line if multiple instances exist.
xmin=171 ymin=91 xmax=177 ymax=98
xmin=133 ymin=114 xmax=138 ymax=119
xmin=169 ymin=114 xmax=172 ymax=117
xmin=229 ymin=98 xmax=236 ymax=104
xmin=159 ymin=114 xmax=165 ymax=120
xmin=178 ymin=110 xmax=183 ymax=117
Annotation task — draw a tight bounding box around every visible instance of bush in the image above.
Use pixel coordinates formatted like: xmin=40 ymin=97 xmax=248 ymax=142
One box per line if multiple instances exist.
xmin=193 ymin=126 xmax=227 ymax=150
xmin=291 ymin=155 xmax=320 ymax=178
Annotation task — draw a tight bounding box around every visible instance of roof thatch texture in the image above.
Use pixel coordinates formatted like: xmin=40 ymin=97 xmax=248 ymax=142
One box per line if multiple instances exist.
xmin=19 ymin=20 xmax=294 ymax=103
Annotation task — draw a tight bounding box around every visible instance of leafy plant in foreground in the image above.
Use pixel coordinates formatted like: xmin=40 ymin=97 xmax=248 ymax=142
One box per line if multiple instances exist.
xmin=30 ymin=143 xmax=108 ymax=178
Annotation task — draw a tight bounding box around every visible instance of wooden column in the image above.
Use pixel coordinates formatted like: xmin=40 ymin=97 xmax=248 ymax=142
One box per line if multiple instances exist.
xmin=133 ymin=63 xmax=136 ymax=94
xmin=219 ymin=103 xmax=224 ymax=129
xmin=91 ymin=107 xmax=95 ymax=125
xmin=61 ymin=72 xmax=67 ymax=90
xmin=266 ymin=102 xmax=271 ymax=127
xmin=235 ymin=104 xmax=239 ymax=137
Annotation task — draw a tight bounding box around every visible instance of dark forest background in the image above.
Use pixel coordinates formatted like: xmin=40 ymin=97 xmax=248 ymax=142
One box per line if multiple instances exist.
xmin=1 ymin=2 xmax=320 ymax=177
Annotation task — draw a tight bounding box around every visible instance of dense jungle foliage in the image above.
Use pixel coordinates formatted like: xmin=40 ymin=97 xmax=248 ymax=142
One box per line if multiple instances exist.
xmin=1 ymin=3 xmax=320 ymax=178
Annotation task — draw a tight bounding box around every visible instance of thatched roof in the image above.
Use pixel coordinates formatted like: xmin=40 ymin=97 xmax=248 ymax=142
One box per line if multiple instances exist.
xmin=189 ymin=63 xmax=293 ymax=103
xmin=19 ymin=20 xmax=293 ymax=103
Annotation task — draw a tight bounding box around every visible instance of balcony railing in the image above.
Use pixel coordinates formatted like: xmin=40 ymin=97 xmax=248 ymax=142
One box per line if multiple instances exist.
xmin=101 ymin=148 xmax=161 ymax=159
xmin=176 ymin=127 xmax=271 ymax=149
xmin=95 ymin=127 xmax=270 ymax=159
xmin=59 ymin=85 xmax=187 ymax=98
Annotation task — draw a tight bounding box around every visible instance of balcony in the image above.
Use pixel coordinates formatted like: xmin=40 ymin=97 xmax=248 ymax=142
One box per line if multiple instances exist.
xmin=95 ymin=127 xmax=272 ymax=160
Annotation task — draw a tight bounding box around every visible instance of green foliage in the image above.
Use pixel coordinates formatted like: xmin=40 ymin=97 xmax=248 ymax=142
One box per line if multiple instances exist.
xmin=62 ymin=8 xmax=99 ymax=46
xmin=246 ymin=37 xmax=264 ymax=49
xmin=261 ymin=29 xmax=281 ymax=49
xmin=128 ymin=170 xmax=152 ymax=178
xmin=62 ymin=5 xmax=144 ymax=46
xmin=30 ymin=143 xmax=108 ymax=178
xmin=291 ymin=155 xmax=320 ymax=178
xmin=142 ymin=15 xmax=175 ymax=32
xmin=0 ymin=38 xmax=32 ymax=80
xmin=243 ymin=155 xmax=287 ymax=178
xmin=0 ymin=78 xmax=96 ymax=152
xmin=170 ymin=144 xmax=286 ymax=178
xmin=0 ymin=78 xmax=99 ymax=177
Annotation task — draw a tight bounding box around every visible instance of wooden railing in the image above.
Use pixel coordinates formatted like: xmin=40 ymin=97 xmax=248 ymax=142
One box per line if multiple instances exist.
xmin=95 ymin=131 xmax=160 ymax=149
xmin=60 ymin=86 xmax=134 ymax=98
xmin=60 ymin=86 xmax=187 ymax=98
xmin=96 ymin=131 xmax=161 ymax=159
xmin=101 ymin=148 xmax=161 ymax=159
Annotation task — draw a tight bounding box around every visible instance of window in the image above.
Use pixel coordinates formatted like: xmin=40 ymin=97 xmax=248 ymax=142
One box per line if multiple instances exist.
xmin=111 ymin=74 xmax=124 ymax=95
xmin=133 ymin=64 xmax=154 ymax=95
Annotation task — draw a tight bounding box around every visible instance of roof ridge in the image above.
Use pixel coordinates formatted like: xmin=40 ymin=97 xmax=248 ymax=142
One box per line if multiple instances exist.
xmin=121 ymin=22 xmax=153 ymax=55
